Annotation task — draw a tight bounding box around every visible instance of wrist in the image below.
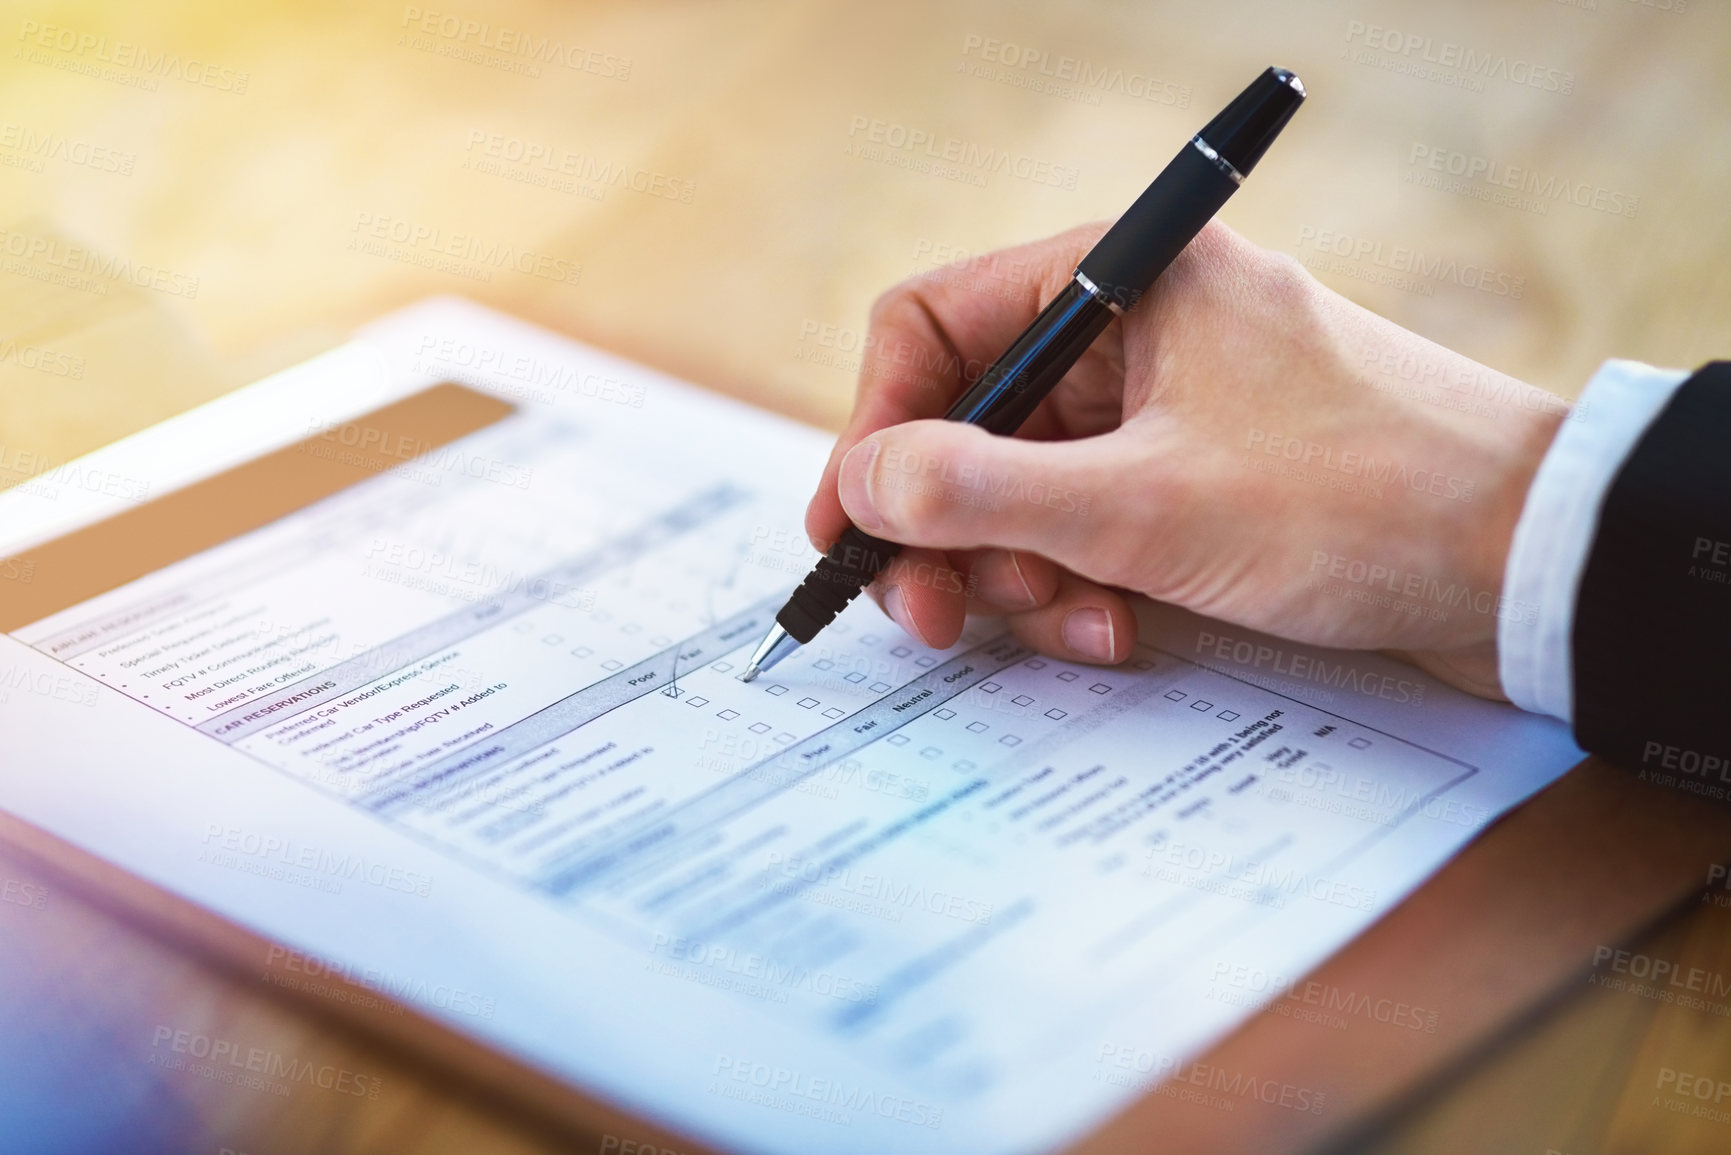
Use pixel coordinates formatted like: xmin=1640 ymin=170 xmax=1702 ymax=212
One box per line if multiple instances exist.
xmin=1473 ymin=397 xmax=1566 ymax=612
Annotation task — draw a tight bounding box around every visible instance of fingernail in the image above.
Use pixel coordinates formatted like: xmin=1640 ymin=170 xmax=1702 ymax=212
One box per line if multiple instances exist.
xmin=838 ymin=439 xmax=884 ymax=531
xmin=1005 ymin=551 xmax=1038 ymax=608
xmin=971 ymin=550 xmax=1039 ymax=609
xmin=884 ymin=585 xmax=921 ymax=644
xmin=1062 ymin=607 xmax=1115 ymax=662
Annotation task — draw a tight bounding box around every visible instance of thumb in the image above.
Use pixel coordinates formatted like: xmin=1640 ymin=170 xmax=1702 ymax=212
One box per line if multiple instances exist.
xmin=836 ymin=419 xmax=1126 ymax=570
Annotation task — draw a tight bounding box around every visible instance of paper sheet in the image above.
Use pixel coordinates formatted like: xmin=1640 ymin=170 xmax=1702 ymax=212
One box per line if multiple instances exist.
xmin=0 ymin=298 xmax=1585 ymax=1154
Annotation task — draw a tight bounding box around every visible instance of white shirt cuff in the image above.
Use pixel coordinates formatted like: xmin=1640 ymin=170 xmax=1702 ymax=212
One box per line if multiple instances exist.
xmin=1499 ymin=359 xmax=1691 ymax=722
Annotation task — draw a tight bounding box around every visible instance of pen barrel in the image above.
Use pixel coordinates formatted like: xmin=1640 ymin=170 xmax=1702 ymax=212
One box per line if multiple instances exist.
xmin=776 ymin=525 xmax=902 ymax=643
xmin=1074 ymin=141 xmax=1240 ymax=313
xmin=942 ymin=280 xmax=1117 ymax=435
xmin=775 ymin=68 xmax=1298 ymax=654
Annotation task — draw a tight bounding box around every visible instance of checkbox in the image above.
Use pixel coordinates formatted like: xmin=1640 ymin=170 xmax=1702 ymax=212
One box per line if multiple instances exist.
xmin=1190 ymin=700 xmax=1212 ymax=711
xmin=1025 ymin=659 xmax=1047 ymax=670
xmin=921 ymin=747 xmax=942 ymax=759
xmin=980 ymin=682 xmax=1002 ymax=694
xmin=711 ymin=661 xmax=733 ymax=673
xmin=888 ymin=734 xmax=910 ymax=746
xmin=999 ymin=734 xmax=1022 ymax=746
xmin=1133 ymin=658 xmax=1156 ymax=671
xmin=622 ymin=623 xmax=641 ymax=634
xmin=860 ymin=634 xmax=880 ymax=645
xmin=1165 ymin=690 xmax=1186 ymax=701
xmin=1218 ymin=710 xmax=1239 ymax=721
xmin=542 ymin=634 xmax=563 ymax=646
xmin=1089 ymin=683 xmax=1110 ymax=694
xmin=845 ymin=672 xmax=866 ymax=683
xmin=934 ymin=709 xmax=956 ymax=720
xmin=651 ymin=636 xmax=672 ymax=647
xmin=1057 ymin=671 xmax=1078 ymax=682
xmin=797 ymin=697 xmax=819 ymax=709
xmin=571 ymin=646 xmax=594 ymax=658
xmin=1045 ymin=708 xmax=1067 ymax=720
xmin=966 ymin=721 xmax=988 ymax=733
xmin=953 ymin=760 xmax=976 ymax=772
xmin=687 ymin=696 xmax=709 ymax=707
xmin=775 ymin=732 xmax=796 ymax=744
xmin=870 ymin=682 xmax=891 ymax=693
xmin=891 ymin=646 xmax=912 ymax=658
xmin=718 ymin=709 xmax=740 ymax=721
xmin=822 ymin=707 xmax=844 ymax=719
xmin=915 ymin=656 xmax=936 ymax=667
xmin=813 ymin=659 xmax=834 ymax=671
xmin=765 ymin=684 xmax=788 ymax=696
xmin=662 ymin=686 xmax=683 ymax=698
xmin=1349 ymin=737 xmax=1371 ymax=749
xmin=1012 ymin=695 xmax=1034 ymax=706
xmin=602 ymin=659 xmax=623 ymax=671
xmin=749 ymin=722 xmax=771 ymax=734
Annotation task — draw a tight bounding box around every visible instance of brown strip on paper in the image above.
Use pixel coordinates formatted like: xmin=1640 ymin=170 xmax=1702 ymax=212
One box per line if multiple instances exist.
xmin=0 ymin=383 xmax=514 ymax=632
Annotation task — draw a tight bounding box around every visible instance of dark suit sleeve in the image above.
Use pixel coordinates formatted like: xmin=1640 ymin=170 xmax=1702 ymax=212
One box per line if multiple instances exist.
xmin=1572 ymin=361 xmax=1731 ymax=787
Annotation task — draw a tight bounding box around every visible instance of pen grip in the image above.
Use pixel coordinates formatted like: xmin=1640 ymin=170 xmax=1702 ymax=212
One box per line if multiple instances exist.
xmin=776 ymin=525 xmax=902 ymax=643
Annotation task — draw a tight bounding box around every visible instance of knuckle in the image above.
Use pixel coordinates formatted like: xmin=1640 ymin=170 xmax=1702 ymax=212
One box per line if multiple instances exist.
xmin=866 ymin=281 xmax=926 ymax=331
xmin=886 ymin=475 xmax=951 ymax=539
xmin=1238 ymin=234 xmax=1319 ymax=316
xmin=1262 ymin=248 xmax=1314 ymax=296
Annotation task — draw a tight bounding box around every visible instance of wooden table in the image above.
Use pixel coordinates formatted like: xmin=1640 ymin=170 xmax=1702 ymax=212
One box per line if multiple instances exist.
xmin=4 ymin=1 xmax=1731 ymax=1151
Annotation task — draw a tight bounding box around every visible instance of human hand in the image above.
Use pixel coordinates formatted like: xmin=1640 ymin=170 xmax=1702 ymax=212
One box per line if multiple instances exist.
xmin=804 ymin=221 xmax=1566 ymax=699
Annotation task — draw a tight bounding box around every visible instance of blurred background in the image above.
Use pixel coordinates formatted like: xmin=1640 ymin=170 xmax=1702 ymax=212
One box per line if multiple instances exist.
xmin=1 ymin=1 xmax=1728 ymax=1152
xmin=2 ymin=0 xmax=1727 ymax=470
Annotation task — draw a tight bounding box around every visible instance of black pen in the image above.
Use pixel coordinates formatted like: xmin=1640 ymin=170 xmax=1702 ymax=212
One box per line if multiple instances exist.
xmin=741 ymin=66 xmax=1306 ymax=682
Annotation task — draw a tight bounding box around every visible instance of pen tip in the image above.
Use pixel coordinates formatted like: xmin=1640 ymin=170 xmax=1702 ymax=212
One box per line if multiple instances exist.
xmin=741 ymin=622 xmax=798 ymax=683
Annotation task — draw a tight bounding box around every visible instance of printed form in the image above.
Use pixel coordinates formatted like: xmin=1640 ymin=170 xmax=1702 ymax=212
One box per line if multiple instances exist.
xmin=0 ymin=299 xmax=1585 ymax=1154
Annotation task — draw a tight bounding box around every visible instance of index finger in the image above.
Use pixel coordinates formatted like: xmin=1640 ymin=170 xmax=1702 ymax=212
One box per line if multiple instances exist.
xmin=804 ymin=223 xmax=1108 ymax=551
